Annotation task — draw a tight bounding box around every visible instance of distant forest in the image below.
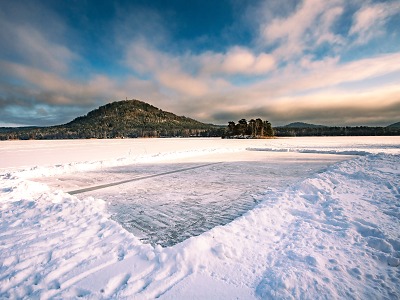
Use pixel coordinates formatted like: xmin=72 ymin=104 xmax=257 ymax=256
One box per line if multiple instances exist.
xmin=274 ymin=126 xmax=400 ymax=137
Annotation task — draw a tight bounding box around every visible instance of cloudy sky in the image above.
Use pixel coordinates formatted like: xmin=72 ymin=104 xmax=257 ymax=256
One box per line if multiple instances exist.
xmin=1 ymin=0 xmax=399 ymax=127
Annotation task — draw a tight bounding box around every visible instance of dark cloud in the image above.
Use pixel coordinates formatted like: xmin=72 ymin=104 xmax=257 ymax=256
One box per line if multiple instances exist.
xmin=210 ymin=111 xmax=247 ymax=124
xmin=0 ymin=1 xmax=75 ymax=72
xmin=0 ymin=96 xmax=98 ymax=126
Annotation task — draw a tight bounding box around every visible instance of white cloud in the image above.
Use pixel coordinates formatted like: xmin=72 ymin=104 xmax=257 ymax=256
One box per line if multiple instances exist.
xmin=125 ymin=40 xmax=163 ymax=74
xmin=156 ymin=71 xmax=209 ymax=97
xmin=350 ymin=2 xmax=400 ymax=44
xmin=200 ymin=47 xmax=275 ymax=75
xmin=260 ymin=0 xmax=344 ymax=60
xmin=251 ymin=52 xmax=400 ymax=99
xmin=124 ymin=41 xmax=275 ymax=98
xmin=125 ymin=41 xmax=212 ymax=97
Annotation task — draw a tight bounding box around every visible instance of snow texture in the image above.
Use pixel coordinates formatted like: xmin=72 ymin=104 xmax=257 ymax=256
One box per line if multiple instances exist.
xmin=0 ymin=137 xmax=399 ymax=299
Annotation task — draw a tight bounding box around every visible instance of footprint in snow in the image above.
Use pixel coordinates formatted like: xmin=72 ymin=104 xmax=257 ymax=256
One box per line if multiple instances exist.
xmin=101 ymin=273 xmax=131 ymax=297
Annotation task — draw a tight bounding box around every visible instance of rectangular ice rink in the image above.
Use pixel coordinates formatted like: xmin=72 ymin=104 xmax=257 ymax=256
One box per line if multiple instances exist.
xmin=36 ymin=150 xmax=352 ymax=246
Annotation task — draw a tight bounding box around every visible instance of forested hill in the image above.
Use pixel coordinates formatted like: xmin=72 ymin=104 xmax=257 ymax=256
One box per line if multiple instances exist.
xmin=65 ymin=100 xmax=221 ymax=138
xmin=0 ymin=99 xmax=223 ymax=140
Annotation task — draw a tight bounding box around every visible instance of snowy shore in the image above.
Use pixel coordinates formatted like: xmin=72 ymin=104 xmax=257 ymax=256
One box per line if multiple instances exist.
xmin=0 ymin=137 xmax=399 ymax=299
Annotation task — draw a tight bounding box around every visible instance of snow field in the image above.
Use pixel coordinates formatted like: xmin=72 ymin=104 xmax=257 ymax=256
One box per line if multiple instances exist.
xmin=0 ymin=137 xmax=399 ymax=299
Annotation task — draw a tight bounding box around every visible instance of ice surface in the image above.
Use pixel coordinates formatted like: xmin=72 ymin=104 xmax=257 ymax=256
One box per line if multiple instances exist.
xmin=0 ymin=137 xmax=399 ymax=299
xmin=72 ymin=152 xmax=352 ymax=246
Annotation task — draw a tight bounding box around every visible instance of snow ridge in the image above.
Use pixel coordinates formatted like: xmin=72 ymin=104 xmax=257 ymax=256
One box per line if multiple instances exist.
xmin=254 ymin=153 xmax=400 ymax=299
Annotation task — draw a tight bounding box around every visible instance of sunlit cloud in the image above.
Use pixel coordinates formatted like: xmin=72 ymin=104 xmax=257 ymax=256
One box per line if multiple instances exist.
xmin=200 ymin=47 xmax=275 ymax=75
xmin=257 ymin=53 xmax=400 ymax=98
xmin=350 ymin=2 xmax=400 ymax=45
xmin=156 ymin=71 xmax=209 ymax=97
xmin=1 ymin=62 xmax=109 ymax=105
xmin=260 ymin=0 xmax=344 ymax=60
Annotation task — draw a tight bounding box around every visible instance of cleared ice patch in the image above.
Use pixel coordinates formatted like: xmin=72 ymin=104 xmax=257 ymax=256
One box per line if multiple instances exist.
xmin=57 ymin=151 xmax=353 ymax=247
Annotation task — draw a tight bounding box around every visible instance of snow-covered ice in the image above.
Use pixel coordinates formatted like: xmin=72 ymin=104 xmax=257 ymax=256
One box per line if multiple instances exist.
xmin=0 ymin=137 xmax=399 ymax=299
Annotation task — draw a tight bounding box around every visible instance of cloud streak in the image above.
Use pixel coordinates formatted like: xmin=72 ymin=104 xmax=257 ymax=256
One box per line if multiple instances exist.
xmin=260 ymin=0 xmax=344 ymax=60
xmin=350 ymin=1 xmax=400 ymax=45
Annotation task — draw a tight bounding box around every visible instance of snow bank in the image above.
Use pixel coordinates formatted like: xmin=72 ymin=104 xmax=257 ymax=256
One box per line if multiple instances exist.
xmin=252 ymin=153 xmax=400 ymax=299
xmin=1 ymin=138 xmax=399 ymax=299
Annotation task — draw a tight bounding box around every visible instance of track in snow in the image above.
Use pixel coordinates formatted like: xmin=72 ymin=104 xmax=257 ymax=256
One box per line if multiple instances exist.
xmin=67 ymin=162 xmax=222 ymax=195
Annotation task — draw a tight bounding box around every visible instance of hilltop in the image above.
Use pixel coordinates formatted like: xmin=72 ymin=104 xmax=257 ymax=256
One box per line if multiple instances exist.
xmin=65 ymin=100 xmax=221 ymax=138
xmin=282 ymin=122 xmax=327 ymax=128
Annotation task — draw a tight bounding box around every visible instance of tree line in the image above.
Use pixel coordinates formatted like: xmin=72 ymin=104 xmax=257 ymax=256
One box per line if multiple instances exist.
xmin=274 ymin=126 xmax=400 ymax=137
xmin=0 ymin=125 xmax=224 ymax=140
xmin=223 ymin=118 xmax=274 ymax=138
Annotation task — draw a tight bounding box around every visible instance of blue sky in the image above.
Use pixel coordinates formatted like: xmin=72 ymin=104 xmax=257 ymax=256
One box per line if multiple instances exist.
xmin=0 ymin=0 xmax=399 ymax=127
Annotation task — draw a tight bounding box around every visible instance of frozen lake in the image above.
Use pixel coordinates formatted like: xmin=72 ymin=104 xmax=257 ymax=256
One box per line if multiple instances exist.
xmin=35 ymin=149 xmax=352 ymax=246
xmin=1 ymin=137 xmax=399 ymax=299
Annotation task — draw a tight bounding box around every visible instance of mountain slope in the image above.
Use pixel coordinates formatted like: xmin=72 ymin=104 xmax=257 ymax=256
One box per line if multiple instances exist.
xmin=387 ymin=122 xmax=400 ymax=128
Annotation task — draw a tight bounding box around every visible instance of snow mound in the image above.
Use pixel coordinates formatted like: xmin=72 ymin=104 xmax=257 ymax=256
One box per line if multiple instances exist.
xmin=253 ymin=153 xmax=400 ymax=299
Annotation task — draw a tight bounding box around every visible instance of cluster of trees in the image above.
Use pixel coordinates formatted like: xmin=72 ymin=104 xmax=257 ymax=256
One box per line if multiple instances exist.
xmin=223 ymin=118 xmax=274 ymax=138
